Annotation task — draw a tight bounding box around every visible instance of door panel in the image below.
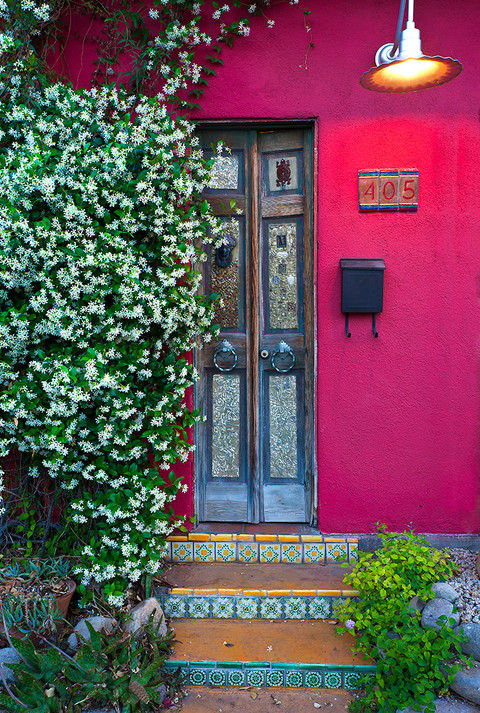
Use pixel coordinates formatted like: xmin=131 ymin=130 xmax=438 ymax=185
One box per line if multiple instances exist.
xmin=196 ymin=126 xmax=313 ymax=523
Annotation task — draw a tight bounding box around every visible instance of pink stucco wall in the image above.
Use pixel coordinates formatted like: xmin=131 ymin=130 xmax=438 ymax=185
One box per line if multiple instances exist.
xmin=189 ymin=0 xmax=480 ymax=534
xmin=63 ymin=0 xmax=480 ymax=533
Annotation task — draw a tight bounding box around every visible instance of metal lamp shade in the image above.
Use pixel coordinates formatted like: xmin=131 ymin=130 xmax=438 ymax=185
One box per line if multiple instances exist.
xmin=360 ymin=54 xmax=462 ymax=92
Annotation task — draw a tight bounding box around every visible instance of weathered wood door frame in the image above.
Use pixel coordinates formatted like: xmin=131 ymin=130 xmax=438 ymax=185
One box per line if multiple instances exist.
xmin=195 ymin=120 xmax=316 ymax=524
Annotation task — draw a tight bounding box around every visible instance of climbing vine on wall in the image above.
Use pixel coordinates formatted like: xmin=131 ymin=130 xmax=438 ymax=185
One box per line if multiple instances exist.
xmin=0 ymin=0 xmax=309 ymax=603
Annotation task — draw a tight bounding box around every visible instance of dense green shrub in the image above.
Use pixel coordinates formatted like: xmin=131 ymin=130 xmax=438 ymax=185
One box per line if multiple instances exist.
xmin=336 ymin=526 xmax=470 ymax=713
xmin=0 ymin=79 xmax=222 ymax=603
xmin=0 ymin=0 xmax=308 ymax=602
xmin=0 ymin=616 xmax=176 ymax=712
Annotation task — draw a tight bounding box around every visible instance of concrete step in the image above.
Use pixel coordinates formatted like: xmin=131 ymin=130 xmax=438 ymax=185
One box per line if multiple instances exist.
xmin=180 ymin=686 xmax=356 ymax=712
xmin=164 ymin=619 xmax=374 ymax=689
xmin=165 ymin=534 xmax=358 ymax=565
xmin=157 ymin=563 xmax=359 ymax=620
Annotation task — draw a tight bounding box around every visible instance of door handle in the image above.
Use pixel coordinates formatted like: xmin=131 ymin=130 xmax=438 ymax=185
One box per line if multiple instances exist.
xmin=213 ymin=339 xmax=238 ymax=372
xmin=271 ymin=341 xmax=295 ymax=373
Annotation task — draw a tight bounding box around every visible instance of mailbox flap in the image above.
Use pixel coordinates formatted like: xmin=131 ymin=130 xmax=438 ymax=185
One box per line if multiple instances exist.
xmin=340 ymin=259 xmax=385 ymax=271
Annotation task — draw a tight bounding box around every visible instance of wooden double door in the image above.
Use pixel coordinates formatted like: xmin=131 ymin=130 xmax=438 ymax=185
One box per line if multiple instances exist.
xmin=195 ymin=125 xmax=314 ymax=523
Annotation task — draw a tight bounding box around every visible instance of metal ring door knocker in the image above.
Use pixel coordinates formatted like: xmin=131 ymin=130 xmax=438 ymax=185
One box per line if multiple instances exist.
xmin=271 ymin=341 xmax=295 ymax=373
xmin=213 ymin=339 xmax=238 ymax=372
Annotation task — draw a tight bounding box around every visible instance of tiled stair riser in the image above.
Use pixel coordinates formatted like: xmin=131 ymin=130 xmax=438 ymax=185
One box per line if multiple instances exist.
xmin=158 ymin=593 xmax=357 ymax=620
xmin=163 ymin=661 xmax=375 ymax=689
xmin=166 ymin=536 xmax=358 ymax=564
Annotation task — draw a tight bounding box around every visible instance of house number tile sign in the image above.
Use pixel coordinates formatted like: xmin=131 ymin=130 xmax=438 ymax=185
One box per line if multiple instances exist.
xmin=359 ymin=170 xmax=419 ymax=211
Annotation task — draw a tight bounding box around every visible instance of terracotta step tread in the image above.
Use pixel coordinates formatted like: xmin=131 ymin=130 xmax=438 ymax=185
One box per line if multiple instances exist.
xmin=180 ymin=686 xmax=356 ymax=712
xmin=170 ymin=619 xmax=371 ymax=666
xmin=163 ymin=563 xmax=355 ymax=593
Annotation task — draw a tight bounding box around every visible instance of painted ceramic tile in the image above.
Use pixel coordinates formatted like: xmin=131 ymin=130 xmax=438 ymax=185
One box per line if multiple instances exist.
xmin=188 ymin=669 xmax=207 ymax=686
xmin=304 ymin=543 xmax=325 ymax=563
xmin=259 ymin=543 xmax=281 ymax=563
xmin=330 ymin=596 xmax=342 ymax=618
xmin=238 ymin=543 xmax=258 ymax=563
xmin=172 ymin=542 xmax=193 ymax=562
xmin=260 ymin=597 xmax=283 ymax=619
xmin=308 ymin=597 xmax=331 ymax=619
xmin=194 ymin=542 xmax=215 ymax=562
xmin=209 ymin=669 xmax=227 ymax=686
xmin=349 ymin=543 xmax=359 ymax=562
xmin=211 ymin=596 xmax=235 ymax=619
xmin=246 ymin=670 xmax=265 ymax=686
xmin=163 ymin=542 xmax=171 ymax=560
xmin=228 ymin=669 xmax=245 ymax=686
xmin=285 ymin=670 xmax=303 ymax=687
xmin=283 ymin=597 xmax=307 ymax=619
xmin=163 ymin=597 xmax=186 ymax=618
xmin=236 ymin=597 xmax=259 ymax=618
xmin=187 ymin=597 xmax=210 ymax=618
xmin=305 ymin=670 xmax=324 ymax=687
xmin=266 ymin=670 xmax=284 ymax=686
xmin=344 ymin=672 xmax=362 ymax=688
xmin=324 ymin=671 xmax=343 ymax=688
xmin=326 ymin=542 xmax=348 ymax=563
xmin=215 ymin=542 xmax=236 ymax=562
xmin=281 ymin=544 xmax=302 ymax=563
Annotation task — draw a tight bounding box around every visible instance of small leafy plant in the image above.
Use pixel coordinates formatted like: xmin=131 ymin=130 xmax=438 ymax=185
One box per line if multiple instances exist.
xmin=336 ymin=525 xmax=470 ymax=713
xmin=0 ymin=616 xmax=177 ymax=712
xmin=0 ymin=558 xmax=73 ymax=639
xmin=1 ymin=595 xmax=63 ymax=639
xmin=0 ymin=558 xmax=72 ymax=583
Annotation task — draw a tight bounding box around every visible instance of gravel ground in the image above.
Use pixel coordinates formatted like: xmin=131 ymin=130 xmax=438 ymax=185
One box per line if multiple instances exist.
xmin=447 ymin=548 xmax=480 ymax=624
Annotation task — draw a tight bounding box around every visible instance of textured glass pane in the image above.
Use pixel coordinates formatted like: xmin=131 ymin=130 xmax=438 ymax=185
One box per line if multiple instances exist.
xmin=211 ymin=219 xmax=240 ymax=330
xmin=268 ymin=222 xmax=298 ymax=329
xmin=269 ymin=375 xmax=297 ymax=479
xmin=212 ymin=374 xmax=240 ymax=479
xmin=207 ymin=154 xmax=239 ymax=190
xmin=264 ymin=152 xmax=302 ymax=195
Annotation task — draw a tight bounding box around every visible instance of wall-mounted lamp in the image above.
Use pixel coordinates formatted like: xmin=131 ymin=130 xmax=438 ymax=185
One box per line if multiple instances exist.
xmin=360 ymin=0 xmax=462 ymax=92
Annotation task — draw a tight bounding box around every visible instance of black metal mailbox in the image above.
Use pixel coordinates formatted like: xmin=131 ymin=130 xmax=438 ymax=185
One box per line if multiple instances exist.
xmin=340 ymin=259 xmax=385 ymax=337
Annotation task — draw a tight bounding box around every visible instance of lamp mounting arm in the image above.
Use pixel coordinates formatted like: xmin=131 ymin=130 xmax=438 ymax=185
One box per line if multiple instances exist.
xmin=390 ymin=0 xmax=408 ymax=58
xmin=375 ymin=0 xmax=421 ymax=67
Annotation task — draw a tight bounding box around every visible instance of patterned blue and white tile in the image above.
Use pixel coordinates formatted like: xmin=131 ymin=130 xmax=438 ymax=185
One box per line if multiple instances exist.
xmin=187 ymin=597 xmax=211 ymax=618
xmin=283 ymin=597 xmax=307 ymax=619
xmin=211 ymin=596 xmax=236 ymax=619
xmin=164 ymin=661 xmax=376 ymax=689
xmin=259 ymin=597 xmax=283 ymax=619
xmin=160 ymin=593 xmax=351 ymax=619
xmin=236 ymin=597 xmax=260 ymax=619
xmin=308 ymin=596 xmax=331 ymax=619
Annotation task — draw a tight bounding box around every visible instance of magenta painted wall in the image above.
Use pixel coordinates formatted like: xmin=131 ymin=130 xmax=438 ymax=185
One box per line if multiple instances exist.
xmin=189 ymin=0 xmax=480 ymax=534
xmin=63 ymin=0 xmax=480 ymax=534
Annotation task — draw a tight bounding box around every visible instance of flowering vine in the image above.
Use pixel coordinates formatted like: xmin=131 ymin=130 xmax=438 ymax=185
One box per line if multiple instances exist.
xmin=0 ymin=0 xmax=308 ymax=602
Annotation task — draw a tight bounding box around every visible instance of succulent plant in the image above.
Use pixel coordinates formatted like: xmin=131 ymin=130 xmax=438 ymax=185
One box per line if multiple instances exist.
xmin=0 ymin=558 xmax=72 ymax=583
xmin=1 ymin=595 xmax=63 ymax=637
xmin=0 ymin=615 xmax=179 ymax=712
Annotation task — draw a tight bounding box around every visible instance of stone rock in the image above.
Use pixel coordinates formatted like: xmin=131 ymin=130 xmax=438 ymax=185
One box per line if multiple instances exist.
xmin=398 ymin=696 xmax=480 ymax=712
xmin=124 ymin=598 xmax=167 ymax=640
xmin=0 ymin=647 xmax=21 ymax=686
xmin=156 ymin=683 xmax=167 ymax=702
xmin=450 ymin=667 xmax=480 ymax=705
xmin=421 ymin=598 xmax=459 ymax=630
xmin=454 ymin=622 xmax=480 ymax=661
xmin=67 ymin=615 xmax=117 ymax=652
xmin=409 ymin=595 xmax=427 ymax=614
xmin=432 ymin=582 xmax=460 ymax=603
